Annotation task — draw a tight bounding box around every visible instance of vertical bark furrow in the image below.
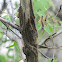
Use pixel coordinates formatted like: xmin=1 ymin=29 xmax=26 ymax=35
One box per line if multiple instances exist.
xmin=19 ymin=0 xmax=39 ymax=62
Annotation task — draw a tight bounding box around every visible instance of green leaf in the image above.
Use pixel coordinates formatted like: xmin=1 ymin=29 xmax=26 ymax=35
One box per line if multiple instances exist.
xmin=33 ymin=0 xmax=54 ymax=16
xmin=14 ymin=42 xmax=18 ymax=46
xmin=6 ymin=42 xmax=18 ymax=48
xmin=48 ymin=59 xmax=51 ymax=62
xmin=44 ymin=24 xmax=54 ymax=35
xmin=0 ymin=55 xmax=8 ymax=62
xmin=36 ymin=20 xmax=41 ymax=31
xmin=7 ymin=48 xmax=14 ymax=58
xmin=2 ymin=15 xmax=12 ymax=22
xmin=54 ymin=57 xmax=57 ymax=62
xmin=41 ymin=30 xmax=45 ymax=35
xmin=15 ymin=2 xmax=18 ymax=8
xmin=0 ymin=33 xmax=3 ymax=38
xmin=48 ymin=57 xmax=57 ymax=62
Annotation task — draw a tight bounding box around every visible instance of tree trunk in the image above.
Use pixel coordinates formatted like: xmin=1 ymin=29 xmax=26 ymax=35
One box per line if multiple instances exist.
xmin=18 ymin=0 xmax=38 ymax=62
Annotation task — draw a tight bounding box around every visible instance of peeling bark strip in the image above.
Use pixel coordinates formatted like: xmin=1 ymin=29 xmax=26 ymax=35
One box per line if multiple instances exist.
xmin=18 ymin=0 xmax=39 ymax=62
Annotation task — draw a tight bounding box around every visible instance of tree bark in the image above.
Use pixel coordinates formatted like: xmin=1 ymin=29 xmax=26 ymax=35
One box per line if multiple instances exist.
xmin=18 ymin=0 xmax=38 ymax=62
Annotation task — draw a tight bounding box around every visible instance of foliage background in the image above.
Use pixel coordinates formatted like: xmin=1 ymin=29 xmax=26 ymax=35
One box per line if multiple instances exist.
xmin=0 ymin=0 xmax=62 ymax=62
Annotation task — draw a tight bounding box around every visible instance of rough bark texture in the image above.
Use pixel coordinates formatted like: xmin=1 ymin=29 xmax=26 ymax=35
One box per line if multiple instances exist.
xmin=18 ymin=0 xmax=38 ymax=62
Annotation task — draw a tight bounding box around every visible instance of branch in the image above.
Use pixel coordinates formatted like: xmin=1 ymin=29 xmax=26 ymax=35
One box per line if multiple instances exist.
xmin=39 ymin=50 xmax=51 ymax=59
xmin=10 ymin=0 xmax=15 ymax=23
xmin=8 ymin=28 xmax=22 ymax=39
xmin=0 ymin=17 xmax=20 ymax=31
xmin=0 ymin=21 xmax=21 ymax=39
xmin=1 ymin=28 xmax=26 ymax=60
xmin=0 ymin=29 xmax=16 ymax=41
xmin=0 ymin=0 xmax=7 ymax=15
xmin=39 ymin=30 xmax=62 ymax=46
xmin=39 ymin=45 xmax=62 ymax=50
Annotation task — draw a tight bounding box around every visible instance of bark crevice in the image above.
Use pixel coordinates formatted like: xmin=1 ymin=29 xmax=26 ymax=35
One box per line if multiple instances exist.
xmin=18 ymin=0 xmax=38 ymax=62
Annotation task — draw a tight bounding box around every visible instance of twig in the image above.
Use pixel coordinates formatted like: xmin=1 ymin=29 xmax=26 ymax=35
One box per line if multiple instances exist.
xmin=39 ymin=50 xmax=51 ymax=59
xmin=0 ymin=29 xmax=15 ymax=41
xmin=10 ymin=0 xmax=15 ymax=23
xmin=52 ymin=48 xmax=55 ymax=62
xmin=8 ymin=28 xmax=21 ymax=39
xmin=39 ymin=29 xmax=62 ymax=45
xmin=39 ymin=45 xmax=62 ymax=49
xmin=24 ymin=42 xmax=52 ymax=60
xmin=1 ymin=22 xmax=21 ymax=39
xmin=40 ymin=16 xmax=44 ymax=29
xmin=0 ymin=17 xmax=20 ymax=31
xmin=0 ymin=0 xmax=7 ymax=15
